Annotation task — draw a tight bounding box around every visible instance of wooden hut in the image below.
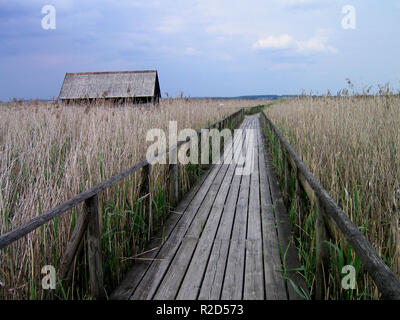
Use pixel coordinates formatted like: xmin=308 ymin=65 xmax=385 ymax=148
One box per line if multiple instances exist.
xmin=59 ymin=70 xmax=161 ymax=104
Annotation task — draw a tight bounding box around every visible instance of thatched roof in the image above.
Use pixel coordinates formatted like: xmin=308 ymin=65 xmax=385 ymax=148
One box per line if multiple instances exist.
xmin=59 ymin=70 xmax=160 ymax=100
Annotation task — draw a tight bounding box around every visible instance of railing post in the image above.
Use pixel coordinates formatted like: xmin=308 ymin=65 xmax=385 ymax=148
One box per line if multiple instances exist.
xmin=284 ymin=151 xmax=291 ymax=209
xmin=169 ymin=154 xmax=179 ymax=209
xmin=85 ymin=194 xmax=106 ymax=300
xmin=198 ymin=132 xmax=202 ymax=175
xmin=315 ymin=198 xmax=330 ymax=300
xmin=140 ymin=164 xmax=152 ymax=242
xmin=294 ymin=170 xmax=304 ymax=239
xmin=279 ymin=141 xmax=284 ymax=177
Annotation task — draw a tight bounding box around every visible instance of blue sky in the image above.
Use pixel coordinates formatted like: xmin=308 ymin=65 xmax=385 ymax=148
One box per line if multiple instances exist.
xmin=0 ymin=0 xmax=399 ymax=100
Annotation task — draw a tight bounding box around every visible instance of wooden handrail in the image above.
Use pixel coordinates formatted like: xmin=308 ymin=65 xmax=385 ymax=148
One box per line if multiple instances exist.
xmin=260 ymin=111 xmax=400 ymax=300
xmin=0 ymin=109 xmax=243 ymax=250
xmin=0 ymin=107 xmax=245 ymax=299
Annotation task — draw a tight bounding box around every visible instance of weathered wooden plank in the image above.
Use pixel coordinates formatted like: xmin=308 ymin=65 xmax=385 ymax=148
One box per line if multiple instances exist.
xmin=175 ymin=129 xmax=245 ymax=300
xmin=246 ymin=120 xmax=261 ymax=242
xmin=214 ymin=174 xmax=242 ymax=242
xmin=244 ymin=239 xmax=264 ymax=300
xmin=197 ymin=133 xmax=247 ymax=299
xmin=184 ymin=172 xmax=229 ymax=238
xmin=220 ymin=239 xmax=246 ymax=300
xmin=111 ymin=166 xmax=212 ymax=300
xmin=85 ymin=195 xmax=106 ymax=300
xmin=221 ymin=119 xmax=254 ymax=300
xmin=153 ymin=237 xmax=198 ymax=300
xmin=257 ymin=124 xmax=287 ymax=300
xmin=198 ymin=118 xmax=254 ymax=300
xmin=128 ymin=117 xmax=248 ymax=299
xmin=170 ymin=170 xmax=233 ymax=300
xmin=197 ymin=239 xmax=230 ymax=300
xmin=183 ymin=128 xmax=243 ymax=228
xmin=130 ymin=132 xmax=238 ymax=300
xmin=183 ymin=120 xmax=247 ymax=239
xmin=244 ymin=121 xmax=264 ymax=300
xmin=128 ymin=162 xmax=227 ymax=300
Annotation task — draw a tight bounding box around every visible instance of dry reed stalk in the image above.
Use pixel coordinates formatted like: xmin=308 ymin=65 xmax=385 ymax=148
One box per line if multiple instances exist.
xmin=0 ymin=98 xmax=258 ymax=299
xmin=267 ymin=94 xmax=400 ymax=299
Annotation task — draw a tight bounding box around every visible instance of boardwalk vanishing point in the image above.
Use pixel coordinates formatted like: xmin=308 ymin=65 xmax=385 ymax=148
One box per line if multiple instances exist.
xmin=111 ymin=114 xmax=305 ymax=300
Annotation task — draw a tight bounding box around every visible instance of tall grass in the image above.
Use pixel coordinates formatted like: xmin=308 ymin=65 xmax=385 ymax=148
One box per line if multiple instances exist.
xmin=0 ymin=98 xmax=255 ymax=299
xmin=265 ymin=93 xmax=400 ymax=299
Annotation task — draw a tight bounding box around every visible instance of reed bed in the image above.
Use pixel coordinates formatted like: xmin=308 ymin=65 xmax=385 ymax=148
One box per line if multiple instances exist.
xmin=0 ymin=98 xmax=254 ymax=299
xmin=266 ymin=93 xmax=400 ymax=299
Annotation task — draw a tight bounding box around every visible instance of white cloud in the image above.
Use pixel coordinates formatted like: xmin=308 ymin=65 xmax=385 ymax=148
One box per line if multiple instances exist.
xmin=253 ymin=34 xmax=294 ymax=50
xmin=253 ymin=29 xmax=337 ymax=54
xmin=296 ymin=28 xmax=338 ymax=54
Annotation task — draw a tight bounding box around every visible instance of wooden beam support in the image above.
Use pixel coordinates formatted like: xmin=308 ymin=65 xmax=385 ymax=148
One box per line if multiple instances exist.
xmin=315 ymin=198 xmax=330 ymax=300
xmin=140 ymin=164 xmax=152 ymax=242
xmin=284 ymin=151 xmax=291 ymax=209
xmin=294 ymin=170 xmax=305 ymax=239
xmin=58 ymin=209 xmax=90 ymax=284
xmin=85 ymin=194 xmax=106 ymax=300
xmin=169 ymin=160 xmax=179 ymax=209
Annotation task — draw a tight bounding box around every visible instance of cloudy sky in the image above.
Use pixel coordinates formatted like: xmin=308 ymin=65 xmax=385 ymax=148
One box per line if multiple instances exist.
xmin=0 ymin=0 xmax=399 ymax=100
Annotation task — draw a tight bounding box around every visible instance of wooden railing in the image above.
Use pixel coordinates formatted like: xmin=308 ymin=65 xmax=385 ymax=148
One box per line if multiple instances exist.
xmin=260 ymin=111 xmax=400 ymax=300
xmin=0 ymin=108 xmax=245 ymax=299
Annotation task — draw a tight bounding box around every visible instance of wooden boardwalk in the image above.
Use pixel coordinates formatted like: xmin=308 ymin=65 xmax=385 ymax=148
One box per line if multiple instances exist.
xmin=111 ymin=114 xmax=303 ymax=300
